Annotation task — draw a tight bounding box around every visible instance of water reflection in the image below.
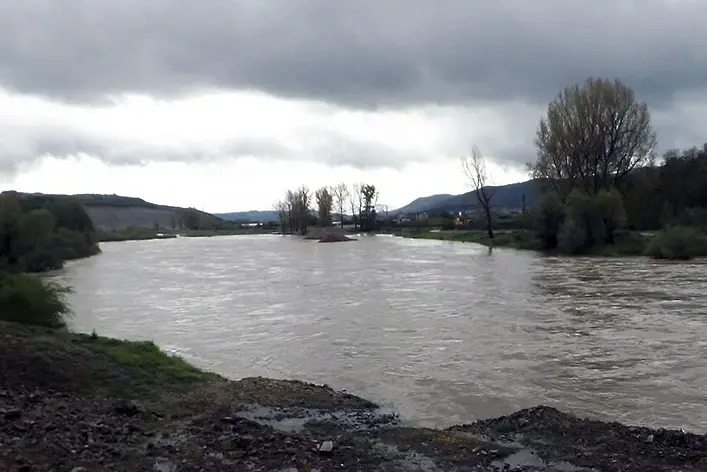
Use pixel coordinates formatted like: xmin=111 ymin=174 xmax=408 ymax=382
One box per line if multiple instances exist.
xmin=57 ymin=235 xmax=707 ymax=432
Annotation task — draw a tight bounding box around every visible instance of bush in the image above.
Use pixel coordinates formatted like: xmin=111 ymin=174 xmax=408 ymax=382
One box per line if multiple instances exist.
xmin=22 ymin=248 xmax=63 ymax=273
xmin=534 ymin=192 xmax=564 ymax=249
xmin=644 ymin=226 xmax=707 ymax=260
xmin=558 ymin=218 xmax=589 ymax=254
xmin=0 ymin=273 xmax=73 ymax=328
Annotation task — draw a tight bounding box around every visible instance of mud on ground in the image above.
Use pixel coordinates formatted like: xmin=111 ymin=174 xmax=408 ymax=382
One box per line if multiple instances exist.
xmin=2 ymin=323 xmax=707 ymax=471
xmin=3 ymin=379 xmax=707 ymax=471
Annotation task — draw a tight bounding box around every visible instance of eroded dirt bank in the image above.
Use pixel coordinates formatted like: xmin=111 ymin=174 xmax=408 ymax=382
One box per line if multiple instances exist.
xmin=2 ymin=323 xmax=706 ymax=471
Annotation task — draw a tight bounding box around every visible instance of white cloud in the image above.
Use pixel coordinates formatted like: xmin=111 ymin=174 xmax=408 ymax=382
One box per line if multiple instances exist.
xmin=0 ymin=88 xmax=534 ymax=211
xmin=8 ymin=154 xmax=529 ymax=213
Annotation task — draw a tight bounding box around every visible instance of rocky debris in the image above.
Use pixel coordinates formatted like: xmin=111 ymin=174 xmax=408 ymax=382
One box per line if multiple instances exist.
xmin=2 ymin=383 xmax=707 ymax=471
xmin=449 ymin=405 xmax=707 ymax=472
xmin=316 ymin=440 xmax=334 ymax=454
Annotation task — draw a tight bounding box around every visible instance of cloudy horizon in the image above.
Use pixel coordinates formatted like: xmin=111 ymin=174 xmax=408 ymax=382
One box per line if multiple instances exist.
xmin=2 ymin=0 xmax=706 ymax=212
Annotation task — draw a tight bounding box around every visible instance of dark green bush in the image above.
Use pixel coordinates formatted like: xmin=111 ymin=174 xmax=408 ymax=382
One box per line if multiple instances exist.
xmin=534 ymin=192 xmax=564 ymax=249
xmin=644 ymin=226 xmax=707 ymax=260
xmin=0 ymin=273 xmax=73 ymax=328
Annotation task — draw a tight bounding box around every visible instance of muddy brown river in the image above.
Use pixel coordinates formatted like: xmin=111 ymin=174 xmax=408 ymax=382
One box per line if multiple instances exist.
xmin=56 ymin=234 xmax=707 ymax=432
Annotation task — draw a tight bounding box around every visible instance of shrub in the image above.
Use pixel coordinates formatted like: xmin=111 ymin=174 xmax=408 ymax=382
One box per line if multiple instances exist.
xmin=558 ymin=218 xmax=589 ymax=254
xmin=534 ymin=192 xmax=564 ymax=249
xmin=644 ymin=226 xmax=707 ymax=260
xmin=0 ymin=273 xmax=73 ymax=328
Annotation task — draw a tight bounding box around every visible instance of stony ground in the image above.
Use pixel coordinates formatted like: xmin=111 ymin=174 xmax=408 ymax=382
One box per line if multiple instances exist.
xmin=2 ymin=323 xmax=707 ymax=471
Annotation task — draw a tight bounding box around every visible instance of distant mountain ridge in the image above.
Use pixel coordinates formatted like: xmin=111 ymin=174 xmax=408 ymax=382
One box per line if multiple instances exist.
xmin=2 ymin=191 xmax=220 ymax=230
xmin=393 ymin=179 xmax=539 ymax=214
xmin=393 ymin=194 xmax=454 ymax=215
xmin=216 ymin=180 xmax=540 ymax=221
xmin=215 ymin=210 xmax=280 ymax=222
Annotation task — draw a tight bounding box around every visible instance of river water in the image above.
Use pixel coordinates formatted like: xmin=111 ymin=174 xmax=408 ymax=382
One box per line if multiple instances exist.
xmin=56 ymin=234 xmax=707 ymax=432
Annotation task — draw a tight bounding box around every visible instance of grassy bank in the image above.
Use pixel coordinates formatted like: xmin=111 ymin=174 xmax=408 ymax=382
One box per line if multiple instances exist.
xmin=97 ymin=227 xmax=177 ymax=242
xmin=0 ymin=321 xmax=213 ymax=400
xmin=181 ymin=228 xmax=273 ymax=238
xmin=98 ymin=227 xmax=273 ymax=242
xmin=394 ymin=228 xmax=657 ymax=257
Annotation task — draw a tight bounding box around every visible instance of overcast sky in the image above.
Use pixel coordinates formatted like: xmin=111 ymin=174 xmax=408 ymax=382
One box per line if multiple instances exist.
xmin=2 ymin=1 xmax=706 ymax=212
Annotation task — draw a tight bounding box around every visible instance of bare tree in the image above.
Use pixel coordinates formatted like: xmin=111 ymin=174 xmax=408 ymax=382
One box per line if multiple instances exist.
xmin=348 ymin=183 xmax=362 ymax=231
xmin=273 ymin=199 xmax=288 ymax=234
xmin=462 ymin=146 xmax=494 ymax=241
xmin=354 ymin=183 xmax=363 ymax=229
xmin=332 ymin=182 xmax=349 ymax=228
xmin=530 ymin=77 xmax=656 ymax=199
xmin=284 ymin=190 xmax=295 ymax=234
xmin=315 ymin=186 xmax=334 ymax=226
xmin=293 ymin=185 xmax=312 ymax=235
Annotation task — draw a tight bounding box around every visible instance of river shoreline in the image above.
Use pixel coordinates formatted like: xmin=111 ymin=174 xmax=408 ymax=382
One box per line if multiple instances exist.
xmin=1 ymin=322 xmax=705 ymax=471
xmin=392 ymin=228 xmax=658 ymax=257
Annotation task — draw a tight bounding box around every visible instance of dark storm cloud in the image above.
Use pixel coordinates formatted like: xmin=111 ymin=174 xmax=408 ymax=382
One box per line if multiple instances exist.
xmin=1 ymin=0 xmax=706 ymax=108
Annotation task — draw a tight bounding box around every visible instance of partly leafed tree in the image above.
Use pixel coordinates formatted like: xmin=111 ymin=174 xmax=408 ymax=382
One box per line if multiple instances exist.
xmin=315 ymin=186 xmax=334 ymax=226
xmin=530 ymin=77 xmax=656 ymax=199
xmin=359 ymin=184 xmax=378 ymax=232
xmin=462 ymin=146 xmax=494 ymax=241
xmin=332 ymin=182 xmax=349 ymax=228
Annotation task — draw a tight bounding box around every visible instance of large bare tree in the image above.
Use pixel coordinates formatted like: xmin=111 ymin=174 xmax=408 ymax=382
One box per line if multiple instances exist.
xmin=462 ymin=146 xmax=494 ymax=241
xmin=348 ymin=183 xmax=362 ymax=231
xmin=530 ymin=77 xmax=656 ymax=199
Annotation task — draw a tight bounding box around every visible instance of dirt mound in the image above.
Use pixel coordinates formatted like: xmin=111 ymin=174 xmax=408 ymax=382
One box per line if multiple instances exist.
xmin=303 ymin=227 xmax=356 ymax=242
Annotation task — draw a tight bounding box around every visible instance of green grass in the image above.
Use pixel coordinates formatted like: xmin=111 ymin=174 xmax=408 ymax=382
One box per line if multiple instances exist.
xmin=182 ymin=228 xmax=273 ymax=238
xmin=0 ymin=321 xmax=214 ymax=400
xmin=98 ymin=227 xmax=177 ymax=242
xmin=99 ymin=227 xmax=273 ymax=242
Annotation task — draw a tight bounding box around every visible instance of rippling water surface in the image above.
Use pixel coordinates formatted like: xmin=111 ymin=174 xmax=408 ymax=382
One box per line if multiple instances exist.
xmin=57 ymin=235 xmax=707 ymax=432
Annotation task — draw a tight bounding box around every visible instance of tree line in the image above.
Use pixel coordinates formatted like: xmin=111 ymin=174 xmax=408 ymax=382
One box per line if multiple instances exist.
xmin=0 ymin=193 xmax=101 ymax=329
xmin=463 ymin=77 xmax=707 ymax=257
xmin=273 ymin=183 xmax=379 ymax=235
xmin=0 ymin=192 xmax=100 ymax=272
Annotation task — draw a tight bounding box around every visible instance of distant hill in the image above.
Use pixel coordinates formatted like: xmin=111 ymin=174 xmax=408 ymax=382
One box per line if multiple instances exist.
xmin=215 ymin=210 xmax=280 ymax=222
xmin=393 ymin=179 xmax=539 ymax=214
xmin=393 ymin=194 xmax=454 ymax=215
xmin=2 ymin=192 xmax=221 ymax=230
